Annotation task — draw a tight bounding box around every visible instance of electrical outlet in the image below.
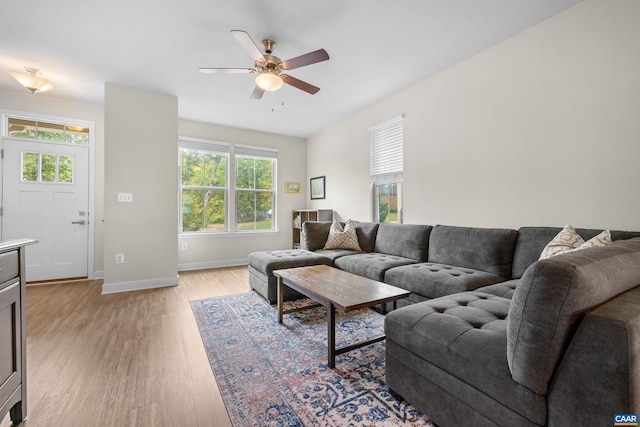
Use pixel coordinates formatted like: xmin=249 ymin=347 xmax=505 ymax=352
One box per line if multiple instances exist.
xmin=115 ymin=253 xmax=125 ymax=264
xmin=181 ymin=242 xmax=188 ymax=250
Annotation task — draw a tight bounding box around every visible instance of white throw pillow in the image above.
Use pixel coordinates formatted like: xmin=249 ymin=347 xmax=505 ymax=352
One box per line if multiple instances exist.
xmin=323 ymin=219 xmax=362 ymax=251
xmin=539 ymin=225 xmax=611 ymax=260
xmin=577 ymin=229 xmax=612 ymax=250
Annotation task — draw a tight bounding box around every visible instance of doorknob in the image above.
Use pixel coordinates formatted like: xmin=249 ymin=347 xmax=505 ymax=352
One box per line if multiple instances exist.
xmin=71 ymin=220 xmax=87 ymax=225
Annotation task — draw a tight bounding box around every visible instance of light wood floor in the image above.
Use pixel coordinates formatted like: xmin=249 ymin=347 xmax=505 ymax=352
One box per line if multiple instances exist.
xmin=1 ymin=266 xmax=250 ymax=427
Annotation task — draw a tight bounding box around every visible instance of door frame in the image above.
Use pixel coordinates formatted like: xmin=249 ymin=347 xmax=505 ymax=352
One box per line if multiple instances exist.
xmin=0 ymin=109 xmax=96 ymax=281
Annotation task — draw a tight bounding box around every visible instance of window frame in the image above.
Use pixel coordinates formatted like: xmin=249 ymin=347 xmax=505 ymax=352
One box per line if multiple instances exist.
xmin=234 ymin=144 xmax=277 ymax=233
xmin=369 ymin=115 xmax=404 ymax=224
xmin=178 ymin=137 xmax=230 ymax=234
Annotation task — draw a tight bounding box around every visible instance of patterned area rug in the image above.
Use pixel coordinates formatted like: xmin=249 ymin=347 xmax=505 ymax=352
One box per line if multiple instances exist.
xmin=191 ymin=292 xmax=433 ymax=427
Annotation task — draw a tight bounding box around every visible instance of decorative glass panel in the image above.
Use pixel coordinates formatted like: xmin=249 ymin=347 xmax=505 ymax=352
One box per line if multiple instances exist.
xmin=22 ymin=152 xmax=38 ymax=181
xmin=41 ymin=154 xmax=57 ymax=182
xmin=37 ymin=122 xmax=65 ymax=142
xmin=65 ymin=125 xmax=90 ymax=144
xmin=58 ymin=155 xmax=73 ymax=183
xmin=8 ymin=118 xmax=36 ymax=138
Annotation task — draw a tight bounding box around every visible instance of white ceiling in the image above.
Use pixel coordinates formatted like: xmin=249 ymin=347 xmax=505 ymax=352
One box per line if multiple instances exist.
xmin=0 ymin=0 xmax=581 ymax=138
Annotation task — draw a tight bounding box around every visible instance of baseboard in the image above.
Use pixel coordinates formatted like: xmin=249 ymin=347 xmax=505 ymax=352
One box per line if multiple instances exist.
xmin=101 ymin=275 xmax=179 ymax=294
xmin=178 ymin=258 xmax=248 ymax=272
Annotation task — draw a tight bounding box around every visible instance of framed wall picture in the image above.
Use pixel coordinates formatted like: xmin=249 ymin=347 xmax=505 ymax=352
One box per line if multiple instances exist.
xmin=310 ymin=176 xmax=325 ymax=200
xmin=285 ymin=182 xmax=300 ymax=193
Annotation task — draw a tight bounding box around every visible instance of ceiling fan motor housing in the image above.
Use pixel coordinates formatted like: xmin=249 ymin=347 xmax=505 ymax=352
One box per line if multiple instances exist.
xmin=261 ymin=39 xmax=276 ymax=54
xmin=255 ymin=55 xmax=282 ymax=75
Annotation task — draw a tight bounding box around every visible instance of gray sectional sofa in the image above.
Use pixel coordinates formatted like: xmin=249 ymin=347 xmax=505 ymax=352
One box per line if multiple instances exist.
xmin=247 ymin=220 xmax=640 ymax=426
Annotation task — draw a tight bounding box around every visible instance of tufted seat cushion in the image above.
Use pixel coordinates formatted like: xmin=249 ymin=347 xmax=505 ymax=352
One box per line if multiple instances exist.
xmin=385 ymin=291 xmax=547 ymax=425
xmin=476 ymin=279 xmax=519 ymax=299
xmin=248 ymin=249 xmax=333 ymax=303
xmin=384 ymin=262 xmax=506 ymax=301
xmin=248 ymin=249 xmax=332 ymax=276
xmin=333 ymin=252 xmax=417 ymax=281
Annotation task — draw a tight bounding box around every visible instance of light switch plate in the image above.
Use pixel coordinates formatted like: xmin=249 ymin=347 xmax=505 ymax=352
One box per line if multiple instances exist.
xmin=117 ymin=193 xmax=133 ymax=202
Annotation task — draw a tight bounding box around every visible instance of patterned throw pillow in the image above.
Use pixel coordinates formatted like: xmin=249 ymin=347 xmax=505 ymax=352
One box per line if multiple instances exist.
xmin=323 ymin=219 xmax=362 ymax=251
xmin=577 ymin=230 xmax=612 ymax=250
xmin=539 ymin=225 xmax=611 ymax=260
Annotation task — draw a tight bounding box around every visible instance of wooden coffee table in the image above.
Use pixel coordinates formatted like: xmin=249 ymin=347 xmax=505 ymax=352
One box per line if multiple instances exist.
xmin=274 ymin=264 xmax=410 ymax=368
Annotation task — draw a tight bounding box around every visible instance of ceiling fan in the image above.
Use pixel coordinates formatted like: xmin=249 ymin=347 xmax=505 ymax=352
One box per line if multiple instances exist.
xmin=199 ymin=30 xmax=329 ymax=99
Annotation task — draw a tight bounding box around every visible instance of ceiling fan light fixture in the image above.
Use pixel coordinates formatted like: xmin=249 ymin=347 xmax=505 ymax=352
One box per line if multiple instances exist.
xmin=255 ymin=71 xmax=283 ymax=91
xmin=9 ymin=67 xmax=54 ymax=94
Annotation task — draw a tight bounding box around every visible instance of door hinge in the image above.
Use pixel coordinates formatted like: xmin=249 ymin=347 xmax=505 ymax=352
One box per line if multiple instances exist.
xmin=0 ymin=207 xmax=3 ymax=216
xmin=1 ymin=149 xmax=4 ymax=159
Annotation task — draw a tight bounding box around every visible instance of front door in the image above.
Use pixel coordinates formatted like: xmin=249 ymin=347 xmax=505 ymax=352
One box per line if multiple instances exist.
xmin=2 ymin=139 xmax=89 ymax=281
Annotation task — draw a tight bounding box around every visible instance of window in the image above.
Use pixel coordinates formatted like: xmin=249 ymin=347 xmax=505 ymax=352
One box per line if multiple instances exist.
xmin=235 ymin=145 xmax=277 ymax=232
xmin=6 ymin=116 xmax=90 ymax=144
xmin=179 ymin=138 xmax=229 ymax=233
xmin=370 ymin=115 xmax=403 ymax=223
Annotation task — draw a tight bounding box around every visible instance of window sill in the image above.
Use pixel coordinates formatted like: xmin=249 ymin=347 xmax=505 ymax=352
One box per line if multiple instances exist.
xmin=179 ymin=230 xmax=279 ymax=239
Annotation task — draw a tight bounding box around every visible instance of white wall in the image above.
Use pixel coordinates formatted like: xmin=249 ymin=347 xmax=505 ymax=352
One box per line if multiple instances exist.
xmin=177 ymin=119 xmax=307 ymax=270
xmin=103 ymin=83 xmax=178 ymax=292
xmin=0 ymin=87 xmax=105 ymax=275
xmin=307 ymin=0 xmax=640 ymax=231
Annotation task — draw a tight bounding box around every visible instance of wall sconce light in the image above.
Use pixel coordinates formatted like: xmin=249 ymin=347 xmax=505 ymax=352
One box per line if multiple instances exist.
xmin=8 ymin=67 xmax=55 ymax=94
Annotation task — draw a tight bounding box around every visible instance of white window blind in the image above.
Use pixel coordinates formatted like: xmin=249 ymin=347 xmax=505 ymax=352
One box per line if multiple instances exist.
xmin=369 ymin=115 xmax=403 ymax=184
xmin=235 ymin=144 xmax=278 ymax=159
xmin=179 ymin=137 xmax=230 ymax=153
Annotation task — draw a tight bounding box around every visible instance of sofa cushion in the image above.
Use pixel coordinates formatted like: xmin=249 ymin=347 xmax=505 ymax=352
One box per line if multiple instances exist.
xmin=512 ymin=227 xmax=640 ymax=279
xmin=302 ymin=221 xmax=379 ymax=252
xmin=301 ymin=221 xmax=333 ymax=251
xmin=351 ymin=220 xmax=380 ymax=253
xmin=476 ymin=279 xmax=519 ymax=299
xmin=333 ymin=253 xmax=417 ymax=282
xmin=428 ymin=225 xmax=517 ymax=279
xmin=324 ymin=220 xmax=362 ymax=251
xmin=248 ymin=249 xmax=332 ymax=276
xmin=385 ymin=291 xmax=547 ymax=425
xmin=384 ymin=263 xmax=506 ymax=300
xmin=373 ymin=223 xmax=432 ymax=261
xmin=507 ymin=237 xmax=640 ymax=395
xmin=312 ymin=248 xmax=362 ymax=261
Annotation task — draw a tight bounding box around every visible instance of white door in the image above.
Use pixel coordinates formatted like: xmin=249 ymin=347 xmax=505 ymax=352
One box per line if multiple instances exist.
xmin=2 ymin=139 xmax=89 ymax=281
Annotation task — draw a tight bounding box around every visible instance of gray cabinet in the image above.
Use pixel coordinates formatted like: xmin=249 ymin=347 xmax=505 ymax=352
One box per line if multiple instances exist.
xmin=0 ymin=239 xmax=36 ymax=426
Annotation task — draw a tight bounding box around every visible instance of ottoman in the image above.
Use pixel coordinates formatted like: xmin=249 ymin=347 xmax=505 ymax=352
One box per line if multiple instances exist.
xmin=248 ymin=249 xmax=333 ymax=303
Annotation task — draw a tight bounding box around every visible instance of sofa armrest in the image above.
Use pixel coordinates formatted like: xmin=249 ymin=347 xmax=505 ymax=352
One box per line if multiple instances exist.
xmin=547 ymin=285 xmax=640 ymax=426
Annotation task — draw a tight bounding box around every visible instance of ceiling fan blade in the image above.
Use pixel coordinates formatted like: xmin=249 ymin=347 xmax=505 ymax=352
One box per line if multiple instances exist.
xmin=231 ymin=30 xmax=267 ymax=63
xmin=281 ymin=49 xmax=329 ymax=70
xmin=199 ymin=68 xmax=254 ymax=74
xmin=281 ymin=74 xmax=320 ymax=95
xmin=250 ymin=86 xmax=265 ymax=99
